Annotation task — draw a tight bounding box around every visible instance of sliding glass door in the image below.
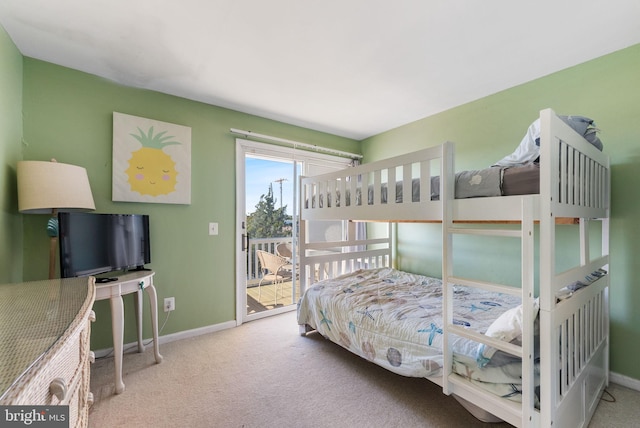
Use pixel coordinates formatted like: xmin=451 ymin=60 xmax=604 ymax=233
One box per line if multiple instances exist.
xmin=235 ymin=139 xmax=352 ymax=324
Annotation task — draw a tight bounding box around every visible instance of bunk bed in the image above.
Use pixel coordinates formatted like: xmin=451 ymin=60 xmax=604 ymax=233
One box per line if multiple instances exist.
xmin=296 ymin=108 xmax=610 ymax=427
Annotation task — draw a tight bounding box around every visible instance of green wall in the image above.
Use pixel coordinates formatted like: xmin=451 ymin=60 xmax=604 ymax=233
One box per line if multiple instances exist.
xmin=20 ymin=59 xmax=359 ymax=349
xmin=362 ymin=44 xmax=640 ymax=380
xmin=0 ymin=25 xmax=23 ymax=283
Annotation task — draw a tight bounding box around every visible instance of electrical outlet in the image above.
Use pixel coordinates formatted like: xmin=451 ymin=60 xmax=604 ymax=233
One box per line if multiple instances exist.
xmin=164 ymin=297 xmax=175 ymax=312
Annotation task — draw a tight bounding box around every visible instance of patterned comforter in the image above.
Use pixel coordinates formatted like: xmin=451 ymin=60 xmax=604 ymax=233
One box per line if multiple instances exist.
xmin=298 ymin=268 xmax=534 ymax=402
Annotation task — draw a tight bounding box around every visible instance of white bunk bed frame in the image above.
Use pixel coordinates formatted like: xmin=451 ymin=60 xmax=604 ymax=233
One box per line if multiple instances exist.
xmin=297 ymin=109 xmax=610 ymax=428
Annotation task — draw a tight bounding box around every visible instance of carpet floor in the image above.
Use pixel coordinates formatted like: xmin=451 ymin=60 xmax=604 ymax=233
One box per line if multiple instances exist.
xmin=89 ymin=311 xmax=639 ymax=427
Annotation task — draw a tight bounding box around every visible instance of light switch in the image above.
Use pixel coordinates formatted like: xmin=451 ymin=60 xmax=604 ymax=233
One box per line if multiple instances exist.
xmin=208 ymin=222 xmax=219 ymax=235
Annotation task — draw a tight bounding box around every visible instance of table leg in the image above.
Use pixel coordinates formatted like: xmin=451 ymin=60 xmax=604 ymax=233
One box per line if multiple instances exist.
xmin=133 ymin=290 xmax=145 ymax=353
xmin=109 ymin=295 xmax=126 ymax=394
xmin=144 ymin=284 xmax=163 ymax=363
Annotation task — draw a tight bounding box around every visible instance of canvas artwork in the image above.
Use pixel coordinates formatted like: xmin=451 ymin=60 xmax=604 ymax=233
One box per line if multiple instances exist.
xmin=112 ymin=112 xmax=191 ymax=204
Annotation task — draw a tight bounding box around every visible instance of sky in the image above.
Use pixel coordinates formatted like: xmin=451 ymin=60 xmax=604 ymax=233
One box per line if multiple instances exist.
xmin=245 ymin=157 xmax=296 ymax=215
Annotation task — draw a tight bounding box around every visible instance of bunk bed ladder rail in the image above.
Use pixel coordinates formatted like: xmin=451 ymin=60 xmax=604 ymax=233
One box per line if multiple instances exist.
xmin=442 ymin=197 xmax=537 ymax=428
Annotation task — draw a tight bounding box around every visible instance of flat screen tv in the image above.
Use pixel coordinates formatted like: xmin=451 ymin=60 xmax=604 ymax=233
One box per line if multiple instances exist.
xmin=58 ymin=212 xmax=151 ymax=278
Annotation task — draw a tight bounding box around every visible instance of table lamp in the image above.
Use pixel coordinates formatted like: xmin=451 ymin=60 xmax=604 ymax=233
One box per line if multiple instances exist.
xmin=17 ymin=159 xmax=96 ymax=279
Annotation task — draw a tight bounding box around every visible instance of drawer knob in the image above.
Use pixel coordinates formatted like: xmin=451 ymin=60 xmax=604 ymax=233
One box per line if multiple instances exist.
xmin=50 ymin=378 xmax=67 ymax=401
xmin=89 ymin=351 xmax=96 ymax=363
xmin=87 ymin=392 xmax=94 ymax=407
xmin=89 ymin=310 xmax=96 ymax=322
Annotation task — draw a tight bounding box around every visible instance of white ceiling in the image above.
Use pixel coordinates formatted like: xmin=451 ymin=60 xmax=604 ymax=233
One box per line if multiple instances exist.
xmin=1 ymin=1 xmax=639 ymax=140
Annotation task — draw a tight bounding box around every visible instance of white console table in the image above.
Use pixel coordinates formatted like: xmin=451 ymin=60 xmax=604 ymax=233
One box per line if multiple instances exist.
xmin=95 ymin=270 xmax=163 ymax=394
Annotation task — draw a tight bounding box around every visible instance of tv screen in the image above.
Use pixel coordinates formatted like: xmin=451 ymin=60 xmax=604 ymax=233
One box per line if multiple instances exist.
xmin=58 ymin=212 xmax=151 ymax=278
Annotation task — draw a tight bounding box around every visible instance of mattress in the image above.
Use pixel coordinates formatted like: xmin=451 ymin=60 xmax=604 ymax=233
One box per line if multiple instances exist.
xmin=502 ymin=162 xmax=539 ymax=196
xmin=297 ymin=268 xmax=535 ymax=402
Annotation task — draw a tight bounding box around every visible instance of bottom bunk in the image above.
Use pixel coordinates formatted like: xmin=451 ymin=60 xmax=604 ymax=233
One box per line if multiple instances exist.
xmin=297 ymin=267 xmax=609 ymax=427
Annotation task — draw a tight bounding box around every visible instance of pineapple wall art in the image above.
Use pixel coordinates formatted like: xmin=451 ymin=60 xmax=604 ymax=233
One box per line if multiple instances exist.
xmin=112 ymin=112 xmax=191 ymax=204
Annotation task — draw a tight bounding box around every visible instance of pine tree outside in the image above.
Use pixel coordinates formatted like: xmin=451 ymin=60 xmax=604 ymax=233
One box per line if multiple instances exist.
xmin=246 ymin=183 xmax=292 ymax=240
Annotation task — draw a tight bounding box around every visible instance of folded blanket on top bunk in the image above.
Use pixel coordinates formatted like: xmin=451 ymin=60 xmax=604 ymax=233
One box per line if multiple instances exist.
xmin=428 ymin=167 xmax=502 ymax=200
xmin=297 ymin=267 xmax=533 ymax=402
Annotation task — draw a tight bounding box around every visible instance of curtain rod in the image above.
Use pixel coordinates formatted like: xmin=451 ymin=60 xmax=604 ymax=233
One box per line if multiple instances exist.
xmin=230 ymin=128 xmax=363 ymax=159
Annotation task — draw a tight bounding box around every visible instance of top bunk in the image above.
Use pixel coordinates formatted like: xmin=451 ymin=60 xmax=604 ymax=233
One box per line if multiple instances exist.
xmin=300 ymin=108 xmax=610 ymax=223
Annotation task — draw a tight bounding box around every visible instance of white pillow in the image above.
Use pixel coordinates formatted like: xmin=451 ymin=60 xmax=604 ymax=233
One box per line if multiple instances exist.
xmin=476 ymin=299 xmax=539 ymax=367
xmin=493 ymin=119 xmax=541 ymax=168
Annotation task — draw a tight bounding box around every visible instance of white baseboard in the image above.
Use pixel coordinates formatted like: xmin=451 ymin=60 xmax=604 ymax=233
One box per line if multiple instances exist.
xmin=610 ymin=371 xmax=640 ymax=391
xmin=94 ymin=319 xmax=237 ymax=359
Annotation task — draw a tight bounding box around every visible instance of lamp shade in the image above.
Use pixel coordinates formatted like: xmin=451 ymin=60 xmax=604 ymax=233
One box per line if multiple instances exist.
xmin=17 ymin=160 xmax=96 ymax=214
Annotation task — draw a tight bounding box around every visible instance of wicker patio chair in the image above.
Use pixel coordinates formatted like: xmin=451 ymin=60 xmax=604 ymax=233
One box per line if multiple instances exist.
xmin=275 ymin=242 xmax=294 ymax=260
xmin=256 ymin=250 xmax=293 ymax=305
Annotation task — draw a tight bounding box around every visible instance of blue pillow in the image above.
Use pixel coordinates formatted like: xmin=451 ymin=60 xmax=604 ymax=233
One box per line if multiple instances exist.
xmin=536 ymin=115 xmax=603 ymax=151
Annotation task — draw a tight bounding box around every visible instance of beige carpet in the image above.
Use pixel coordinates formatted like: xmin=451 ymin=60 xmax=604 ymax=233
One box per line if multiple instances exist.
xmin=89 ymin=311 xmax=638 ymax=428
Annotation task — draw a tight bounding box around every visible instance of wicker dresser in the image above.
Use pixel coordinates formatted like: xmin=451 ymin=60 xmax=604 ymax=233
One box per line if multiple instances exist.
xmin=0 ymin=276 xmax=96 ymax=428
